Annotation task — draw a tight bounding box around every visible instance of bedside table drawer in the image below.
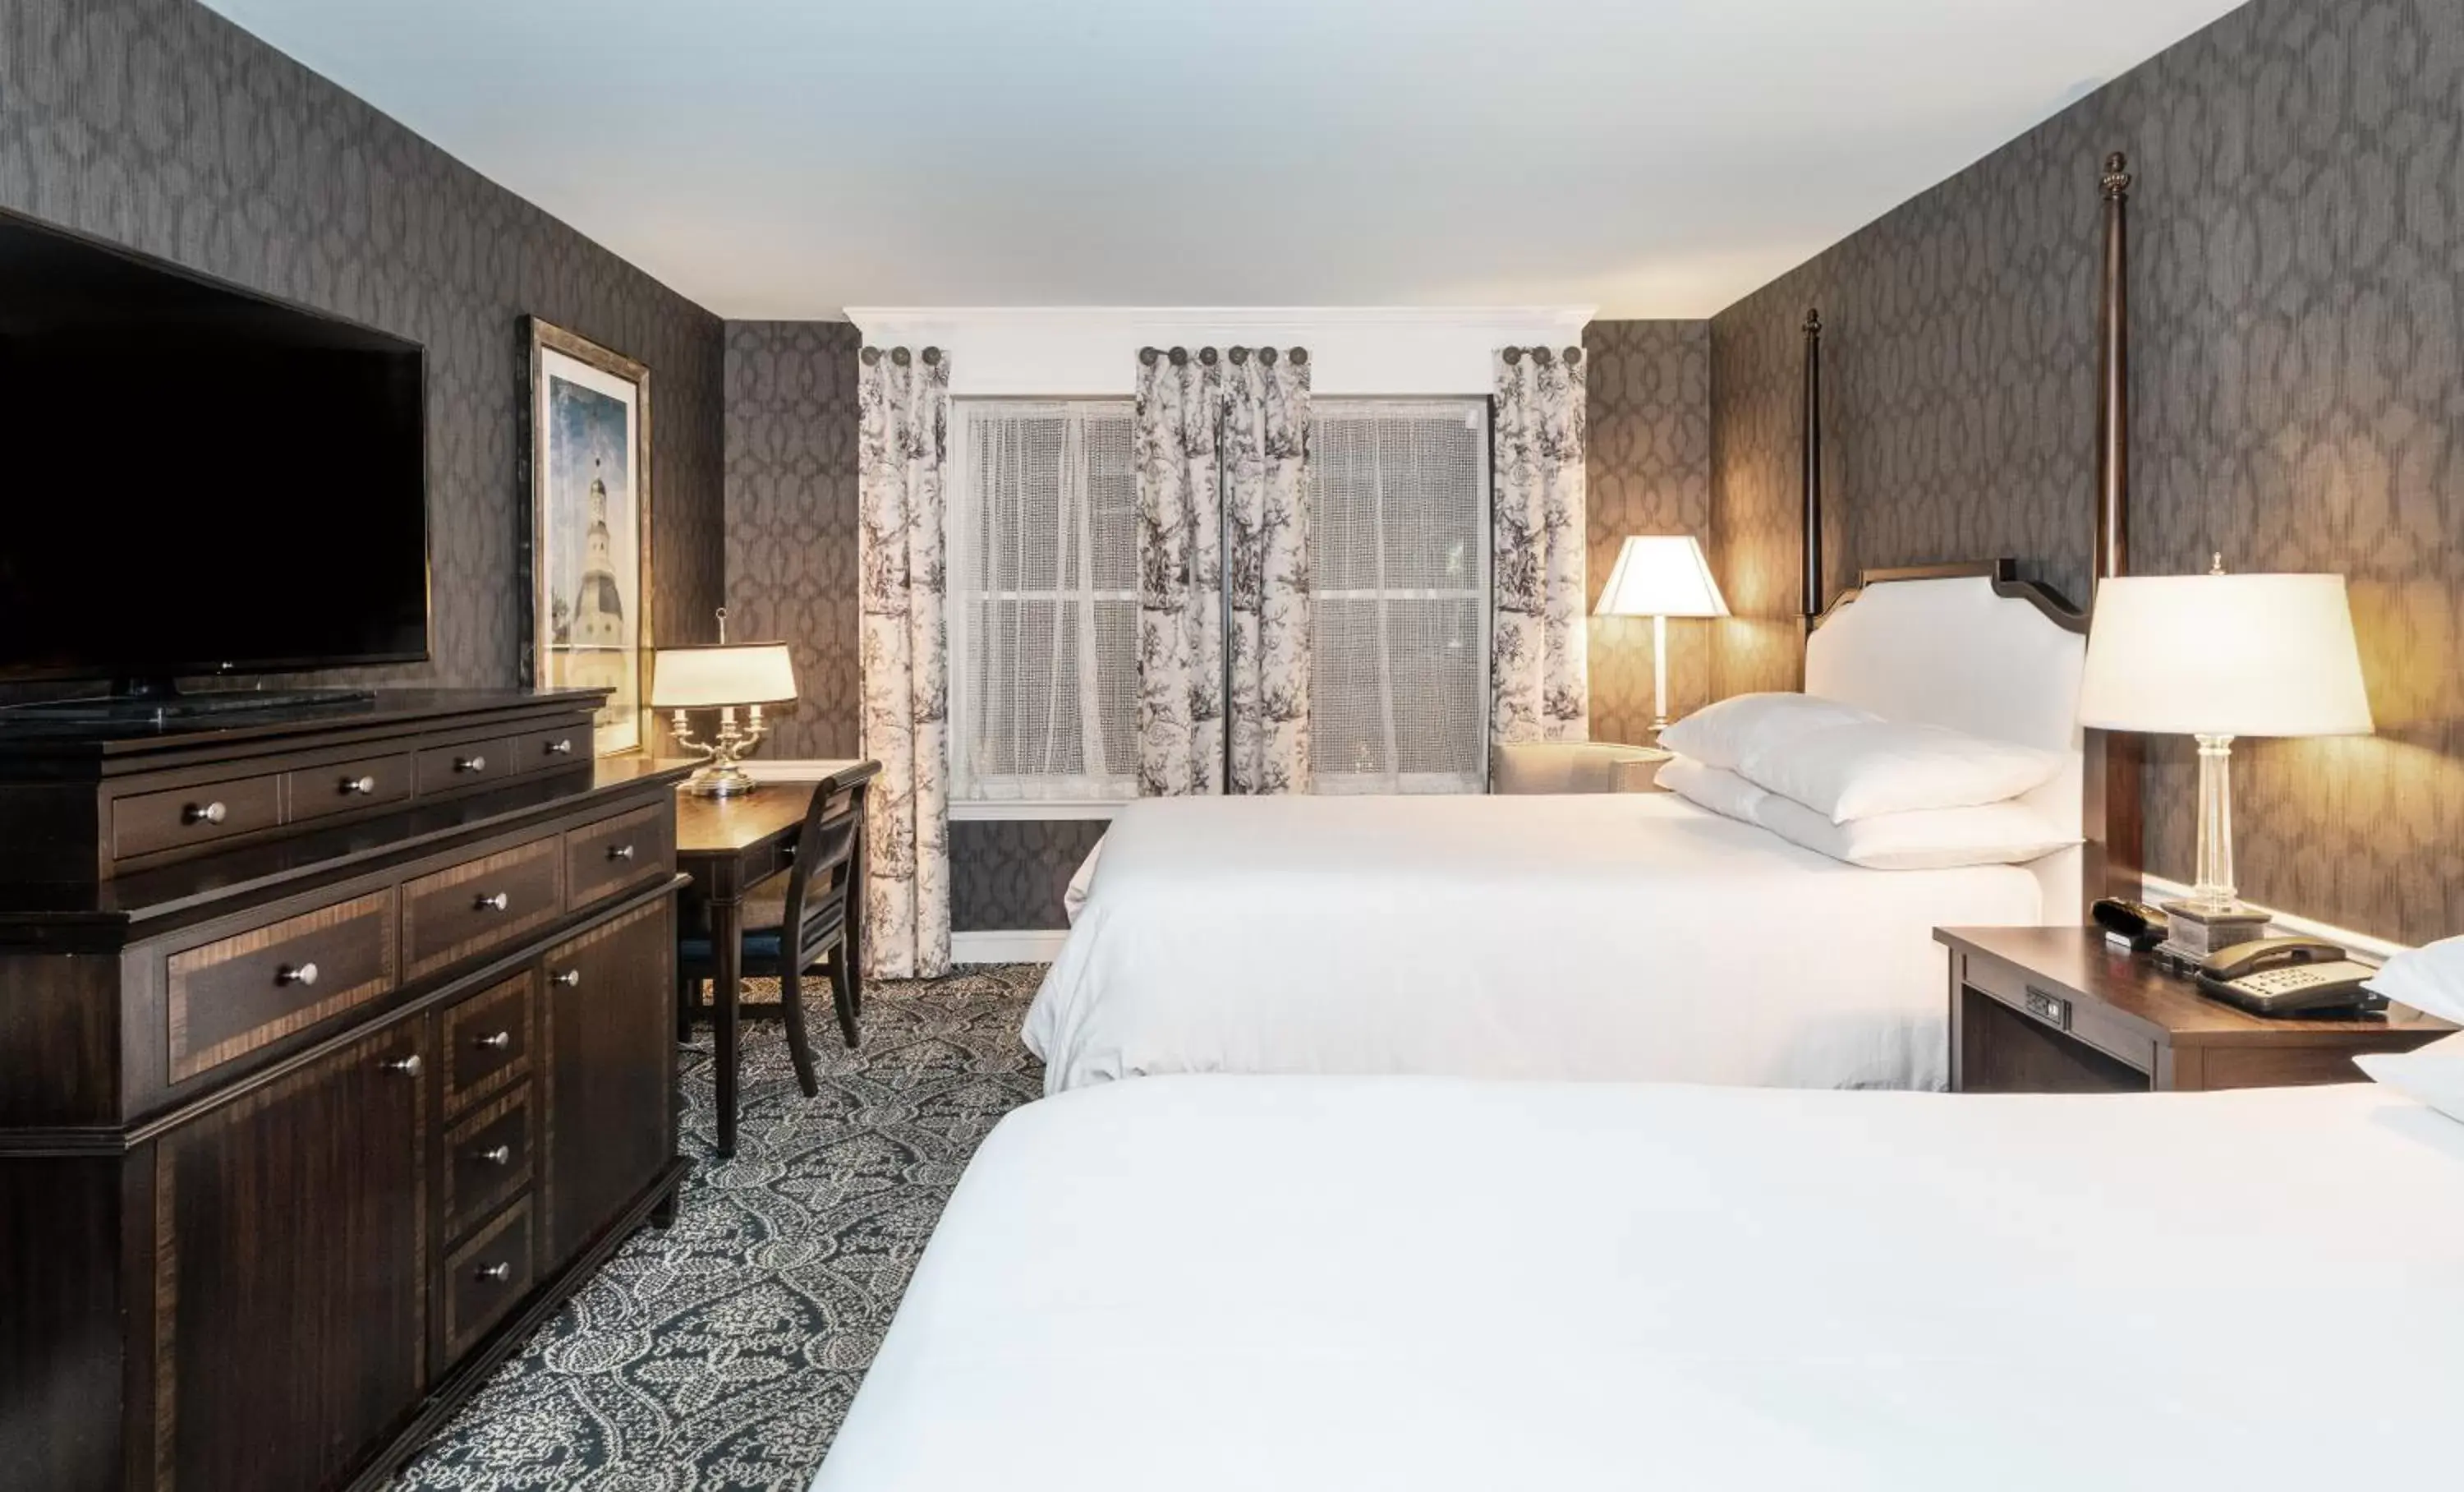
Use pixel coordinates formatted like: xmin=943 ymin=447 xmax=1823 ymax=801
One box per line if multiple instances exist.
xmin=1961 ymin=950 xmax=2154 ymax=1075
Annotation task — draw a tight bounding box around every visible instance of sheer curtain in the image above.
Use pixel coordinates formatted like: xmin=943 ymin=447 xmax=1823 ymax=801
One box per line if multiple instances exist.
xmin=948 ymin=403 xmax=1139 ymax=802
xmin=1311 ymin=400 xmax=1490 ymax=793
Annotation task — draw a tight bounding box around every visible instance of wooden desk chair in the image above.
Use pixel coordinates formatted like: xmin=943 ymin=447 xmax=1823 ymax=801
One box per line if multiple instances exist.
xmin=677 ymin=770 xmax=866 ymax=1097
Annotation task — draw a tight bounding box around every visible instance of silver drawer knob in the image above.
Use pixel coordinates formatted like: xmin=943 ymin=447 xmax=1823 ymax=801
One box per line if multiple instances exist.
xmin=478 ymin=1144 xmax=513 ymax=1167
xmin=454 ymin=754 xmax=487 ymax=773
xmin=381 ymin=1053 xmax=422 ymax=1077
xmin=475 ymin=1261 xmax=513 ymax=1282
xmin=606 ymin=844 xmax=636 ymax=862
xmin=473 ymin=891 xmax=510 ymax=912
xmin=183 ymin=801 xmax=228 ymax=826
xmin=546 ymin=738 xmax=575 ymax=756
xmin=474 ymin=1029 xmax=513 ymax=1051
xmin=276 ymin=961 xmax=319 ymax=988
xmin=550 ymin=969 xmax=582 ymax=988
xmin=341 ymin=775 xmax=378 ymax=795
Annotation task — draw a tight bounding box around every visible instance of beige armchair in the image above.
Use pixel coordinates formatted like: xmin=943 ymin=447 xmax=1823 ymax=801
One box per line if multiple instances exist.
xmin=1488 ymin=741 xmax=1671 ymax=794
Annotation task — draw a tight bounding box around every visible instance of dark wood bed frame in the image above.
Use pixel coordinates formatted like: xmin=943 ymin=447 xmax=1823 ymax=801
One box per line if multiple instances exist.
xmin=1799 ymin=152 xmax=2143 ymax=915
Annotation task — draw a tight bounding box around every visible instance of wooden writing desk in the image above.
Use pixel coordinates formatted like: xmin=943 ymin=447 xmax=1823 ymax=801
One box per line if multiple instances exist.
xmin=672 ymin=759 xmax=879 ymax=1155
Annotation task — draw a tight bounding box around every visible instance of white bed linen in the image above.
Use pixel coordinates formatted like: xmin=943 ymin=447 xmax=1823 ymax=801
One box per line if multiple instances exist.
xmin=1025 ymin=793 xmax=2040 ymax=1094
xmin=816 ymin=1075 xmax=2464 ymax=1492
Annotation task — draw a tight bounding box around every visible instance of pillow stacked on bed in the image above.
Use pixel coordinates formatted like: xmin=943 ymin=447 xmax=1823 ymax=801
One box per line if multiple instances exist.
xmin=1654 ymin=693 xmax=2079 ymax=869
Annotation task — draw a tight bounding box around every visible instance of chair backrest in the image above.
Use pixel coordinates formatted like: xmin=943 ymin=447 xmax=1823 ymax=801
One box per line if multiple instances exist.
xmin=780 ymin=766 xmax=867 ymax=962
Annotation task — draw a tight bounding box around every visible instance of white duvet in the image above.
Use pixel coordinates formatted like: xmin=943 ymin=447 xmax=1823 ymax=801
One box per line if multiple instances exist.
xmin=1024 ymin=793 xmax=2042 ymax=1093
xmin=817 ymin=1075 xmax=2464 ymax=1491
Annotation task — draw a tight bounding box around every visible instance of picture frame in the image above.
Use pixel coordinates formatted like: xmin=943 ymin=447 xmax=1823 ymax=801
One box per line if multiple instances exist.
xmin=521 ymin=317 xmax=653 ymax=757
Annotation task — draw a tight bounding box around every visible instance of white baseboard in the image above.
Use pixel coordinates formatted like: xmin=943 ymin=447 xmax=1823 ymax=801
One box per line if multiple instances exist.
xmin=952 ymin=929 xmax=1069 ymax=965
xmin=2139 ymin=873 xmax=2408 ymax=963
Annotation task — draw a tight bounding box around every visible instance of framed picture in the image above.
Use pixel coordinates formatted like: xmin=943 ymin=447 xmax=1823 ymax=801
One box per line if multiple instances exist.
xmin=522 ymin=318 xmax=652 ymax=756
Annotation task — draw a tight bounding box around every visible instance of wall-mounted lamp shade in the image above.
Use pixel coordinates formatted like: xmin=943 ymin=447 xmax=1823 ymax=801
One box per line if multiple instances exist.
xmin=1595 ymin=535 xmax=1730 ymax=618
xmin=650 ymin=643 xmax=799 ymax=709
xmin=2076 ymin=573 xmax=2372 ymax=738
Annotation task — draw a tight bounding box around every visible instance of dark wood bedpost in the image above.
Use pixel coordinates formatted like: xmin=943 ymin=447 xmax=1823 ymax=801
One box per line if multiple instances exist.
xmin=1800 ymin=308 xmax=1823 ymax=633
xmin=2085 ymin=153 xmax=2144 ymax=912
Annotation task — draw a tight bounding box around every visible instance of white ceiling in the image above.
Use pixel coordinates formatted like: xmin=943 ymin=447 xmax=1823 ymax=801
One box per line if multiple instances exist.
xmin=199 ymin=0 xmax=2246 ymax=320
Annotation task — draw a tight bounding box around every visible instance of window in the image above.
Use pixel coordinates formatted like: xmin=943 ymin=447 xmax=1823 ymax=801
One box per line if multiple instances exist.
xmin=947 ymin=401 xmax=1140 ymax=805
xmin=1308 ymin=400 xmax=1492 ymax=794
xmin=948 ymin=395 xmax=1492 ymax=808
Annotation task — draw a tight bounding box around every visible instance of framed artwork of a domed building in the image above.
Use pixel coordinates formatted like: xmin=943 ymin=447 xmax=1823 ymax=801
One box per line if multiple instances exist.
xmin=521 ymin=318 xmax=652 ymax=755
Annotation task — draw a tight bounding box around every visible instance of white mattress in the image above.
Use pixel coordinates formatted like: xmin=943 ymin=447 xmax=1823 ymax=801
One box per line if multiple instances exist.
xmin=816 ymin=1075 xmax=2464 ymax=1491
xmin=1024 ymin=793 xmax=2043 ymax=1093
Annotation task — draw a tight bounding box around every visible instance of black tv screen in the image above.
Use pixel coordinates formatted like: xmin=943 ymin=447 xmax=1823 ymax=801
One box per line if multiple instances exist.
xmin=0 ymin=210 xmax=429 ymax=687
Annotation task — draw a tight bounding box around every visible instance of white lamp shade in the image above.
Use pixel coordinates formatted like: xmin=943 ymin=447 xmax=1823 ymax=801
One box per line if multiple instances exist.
xmin=2076 ymin=573 xmax=2372 ymax=738
xmin=650 ymin=643 xmax=799 ymax=708
xmin=1595 ymin=535 xmax=1730 ymax=618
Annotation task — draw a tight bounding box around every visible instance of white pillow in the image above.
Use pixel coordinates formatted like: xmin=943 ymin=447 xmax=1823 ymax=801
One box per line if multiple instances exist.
xmin=1754 ymin=794 xmax=2080 ymax=870
xmin=2362 ymin=937 xmax=2464 ymax=1025
xmin=1655 ymin=693 xmax=1878 ymax=771
xmin=1656 ymin=756 xmax=1769 ymax=822
xmin=1739 ymin=719 xmax=2066 ymax=823
xmin=2352 ymin=1032 xmax=2464 ymax=1128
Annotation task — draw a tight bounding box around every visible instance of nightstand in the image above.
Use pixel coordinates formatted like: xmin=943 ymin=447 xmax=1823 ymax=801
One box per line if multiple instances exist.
xmin=1934 ymin=925 xmax=2456 ymax=1094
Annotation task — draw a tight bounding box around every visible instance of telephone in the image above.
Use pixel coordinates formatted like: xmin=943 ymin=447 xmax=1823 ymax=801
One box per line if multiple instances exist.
xmin=2196 ymin=937 xmax=2386 ymax=1018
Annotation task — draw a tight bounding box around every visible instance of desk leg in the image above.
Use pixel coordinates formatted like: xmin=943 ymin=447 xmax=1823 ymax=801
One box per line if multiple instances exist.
xmin=846 ymin=781 xmax=868 ymax=1015
xmin=713 ymin=893 xmax=743 ymax=1158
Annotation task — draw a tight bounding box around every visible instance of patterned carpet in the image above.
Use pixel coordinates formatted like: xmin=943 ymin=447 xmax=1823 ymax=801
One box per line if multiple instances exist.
xmin=393 ymin=965 xmax=1046 ymax=1492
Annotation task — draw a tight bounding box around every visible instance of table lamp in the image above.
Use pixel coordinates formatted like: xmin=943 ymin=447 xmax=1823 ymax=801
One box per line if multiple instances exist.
xmin=1595 ymin=534 xmax=1731 ymax=736
xmin=2076 ymin=560 xmax=2373 ymax=962
xmin=650 ymin=610 xmax=798 ymax=798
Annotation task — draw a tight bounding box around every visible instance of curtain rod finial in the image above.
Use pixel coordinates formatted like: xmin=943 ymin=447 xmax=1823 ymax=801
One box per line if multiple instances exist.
xmin=2102 ymin=152 xmax=2132 ymax=199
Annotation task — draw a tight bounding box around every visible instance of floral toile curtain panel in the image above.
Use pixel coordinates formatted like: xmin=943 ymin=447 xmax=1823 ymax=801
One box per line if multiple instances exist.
xmin=1132 ymin=347 xmax=1225 ymax=796
xmin=1132 ymin=345 xmax=1314 ymax=799
xmin=1491 ymin=344 xmax=1589 ymax=744
xmin=857 ymin=344 xmax=951 ymax=979
xmin=1220 ymin=346 xmax=1312 ymax=794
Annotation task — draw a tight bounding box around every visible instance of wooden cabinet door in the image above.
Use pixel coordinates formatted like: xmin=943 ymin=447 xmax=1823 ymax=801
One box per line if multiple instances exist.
xmin=152 ymin=1020 xmax=428 ymax=1492
xmin=541 ymin=898 xmax=677 ymax=1264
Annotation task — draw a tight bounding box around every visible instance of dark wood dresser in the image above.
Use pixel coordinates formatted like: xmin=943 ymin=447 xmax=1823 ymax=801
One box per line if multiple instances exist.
xmin=0 ymin=691 xmax=692 ymax=1491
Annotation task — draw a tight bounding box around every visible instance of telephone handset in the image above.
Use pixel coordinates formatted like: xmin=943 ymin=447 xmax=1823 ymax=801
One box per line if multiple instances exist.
xmin=2196 ymin=936 xmax=2386 ymax=1018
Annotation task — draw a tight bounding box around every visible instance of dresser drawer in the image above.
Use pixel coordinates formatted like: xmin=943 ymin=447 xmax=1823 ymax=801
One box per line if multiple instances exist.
xmin=113 ymin=773 xmax=283 ymax=860
xmin=443 ymin=1195 xmax=536 ymax=1361
xmin=285 ymin=751 xmax=415 ymax=822
xmin=165 ymin=889 xmax=399 ymax=1083
xmin=416 ymin=737 xmax=516 ymax=795
xmin=510 ymin=725 xmax=589 ymax=775
xmin=441 ymin=971 xmax=534 ymax=1113
xmin=443 ymin=1086 xmax=536 ymax=1241
xmin=402 ymin=836 xmax=565 ymax=981
xmin=565 ymin=801 xmax=674 ymax=909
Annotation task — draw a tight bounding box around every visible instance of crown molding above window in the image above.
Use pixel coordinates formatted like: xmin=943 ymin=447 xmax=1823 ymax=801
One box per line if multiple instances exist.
xmin=842 ymin=306 xmax=1596 ymax=398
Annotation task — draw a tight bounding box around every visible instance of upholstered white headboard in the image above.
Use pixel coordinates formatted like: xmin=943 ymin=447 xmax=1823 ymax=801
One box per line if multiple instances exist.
xmin=1804 ymin=567 xmax=2088 ymax=917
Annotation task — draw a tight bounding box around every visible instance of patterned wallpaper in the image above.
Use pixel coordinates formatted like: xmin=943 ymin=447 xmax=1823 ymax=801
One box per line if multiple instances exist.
xmin=948 ymin=819 xmax=1110 ymax=932
xmin=1708 ymin=0 xmax=2464 ymax=944
xmin=726 ymin=320 xmax=862 ymax=758
xmin=0 ymin=0 xmax=728 ymax=695
xmin=1584 ymin=320 xmax=1713 ymax=744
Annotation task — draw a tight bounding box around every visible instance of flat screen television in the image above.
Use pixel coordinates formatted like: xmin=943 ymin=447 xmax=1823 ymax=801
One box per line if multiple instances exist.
xmin=0 ymin=208 xmax=429 ymax=698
